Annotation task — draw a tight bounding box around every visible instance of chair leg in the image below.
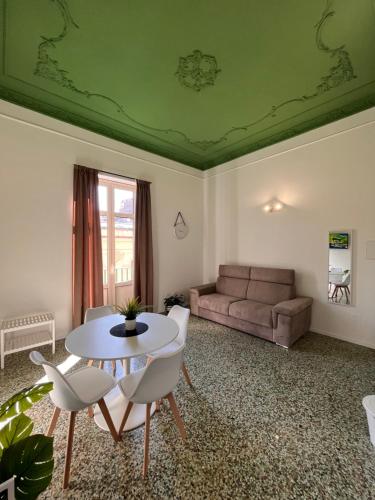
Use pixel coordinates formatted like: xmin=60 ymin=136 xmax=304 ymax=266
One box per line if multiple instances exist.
xmin=155 ymin=399 xmax=160 ymax=412
xmin=182 ymin=362 xmax=192 ymax=386
xmin=118 ymin=401 xmax=134 ymax=435
xmin=112 ymin=360 xmax=116 ymax=375
xmin=87 ymin=359 xmax=94 ymax=367
xmin=143 ymin=403 xmax=151 ymax=478
xmin=63 ymin=411 xmax=77 ymax=489
xmin=97 ymin=398 xmax=119 ymax=442
xmin=46 ymin=407 xmax=61 ymax=437
xmin=99 ymin=360 xmax=104 ymax=370
xmin=87 ymin=406 xmax=94 ymax=418
xmin=166 ymin=393 xmax=186 ymax=440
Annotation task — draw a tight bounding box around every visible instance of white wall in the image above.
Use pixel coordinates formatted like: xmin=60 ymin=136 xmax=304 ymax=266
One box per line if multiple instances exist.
xmin=204 ymin=108 xmax=375 ymax=348
xmin=0 ymin=101 xmax=203 ymax=339
xmin=1 ymin=99 xmax=375 ymax=349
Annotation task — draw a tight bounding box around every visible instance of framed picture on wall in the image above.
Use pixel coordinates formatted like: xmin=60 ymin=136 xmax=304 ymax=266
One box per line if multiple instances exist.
xmin=329 ymin=232 xmax=349 ymax=249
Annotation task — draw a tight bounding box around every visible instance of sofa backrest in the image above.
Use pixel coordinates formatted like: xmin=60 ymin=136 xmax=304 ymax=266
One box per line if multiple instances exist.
xmin=246 ymin=267 xmax=295 ymax=305
xmin=216 ymin=265 xmax=250 ymax=298
xmin=216 ymin=264 xmax=296 ymax=304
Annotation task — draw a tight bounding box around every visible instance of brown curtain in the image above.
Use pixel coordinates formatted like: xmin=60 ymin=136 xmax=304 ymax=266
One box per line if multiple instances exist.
xmin=72 ymin=165 xmax=103 ymax=327
xmin=134 ymin=180 xmax=154 ymax=308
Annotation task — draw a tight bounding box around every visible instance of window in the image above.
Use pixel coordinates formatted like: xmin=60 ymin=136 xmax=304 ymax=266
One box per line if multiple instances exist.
xmin=98 ymin=174 xmax=136 ymax=305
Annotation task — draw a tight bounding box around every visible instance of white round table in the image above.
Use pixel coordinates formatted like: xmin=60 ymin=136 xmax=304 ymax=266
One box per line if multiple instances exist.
xmin=65 ymin=312 xmax=178 ymax=432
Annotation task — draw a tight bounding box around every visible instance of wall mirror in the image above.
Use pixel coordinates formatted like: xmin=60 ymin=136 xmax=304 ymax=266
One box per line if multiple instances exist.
xmin=328 ymin=231 xmax=352 ymax=306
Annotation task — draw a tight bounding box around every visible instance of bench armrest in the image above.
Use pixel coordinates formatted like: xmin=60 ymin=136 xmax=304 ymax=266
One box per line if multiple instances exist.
xmin=273 ymin=297 xmax=313 ymax=317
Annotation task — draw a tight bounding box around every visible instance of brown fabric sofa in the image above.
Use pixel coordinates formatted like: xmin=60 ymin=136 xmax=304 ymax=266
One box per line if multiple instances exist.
xmin=190 ymin=265 xmax=312 ymax=348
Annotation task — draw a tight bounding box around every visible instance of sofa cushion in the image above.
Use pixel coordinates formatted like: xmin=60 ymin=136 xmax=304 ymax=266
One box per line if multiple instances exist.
xmin=198 ymin=293 xmax=241 ymax=316
xmin=247 ymin=280 xmax=295 ymax=305
xmin=219 ymin=265 xmax=251 ymax=279
xmin=216 ymin=276 xmax=249 ymax=298
xmin=250 ymin=266 xmax=294 ymax=285
xmin=229 ymin=300 xmax=273 ymax=328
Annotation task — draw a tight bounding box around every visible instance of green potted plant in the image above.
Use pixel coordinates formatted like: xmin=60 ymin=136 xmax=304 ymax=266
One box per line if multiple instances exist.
xmin=0 ymin=382 xmax=54 ymax=499
xmin=116 ymin=297 xmax=148 ymax=331
xmin=163 ymin=293 xmax=185 ymax=313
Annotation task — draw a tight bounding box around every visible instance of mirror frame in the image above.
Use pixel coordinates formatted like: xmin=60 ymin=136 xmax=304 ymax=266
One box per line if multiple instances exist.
xmin=328 ymin=229 xmax=353 ymax=307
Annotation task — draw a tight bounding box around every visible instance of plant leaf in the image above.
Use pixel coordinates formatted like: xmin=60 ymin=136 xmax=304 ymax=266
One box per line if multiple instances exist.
xmin=0 ymin=383 xmax=53 ymax=422
xmin=0 ymin=434 xmax=54 ymax=499
xmin=0 ymin=414 xmax=33 ymax=459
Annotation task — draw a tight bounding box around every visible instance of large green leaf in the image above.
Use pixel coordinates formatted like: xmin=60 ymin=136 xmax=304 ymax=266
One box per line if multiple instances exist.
xmin=0 ymin=414 xmax=33 ymax=459
xmin=0 ymin=434 xmax=54 ymax=499
xmin=0 ymin=383 xmax=53 ymax=422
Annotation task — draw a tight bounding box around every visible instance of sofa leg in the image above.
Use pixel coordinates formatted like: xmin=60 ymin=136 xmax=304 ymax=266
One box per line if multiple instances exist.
xmin=276 ymin=343 xmax=289 ymax=349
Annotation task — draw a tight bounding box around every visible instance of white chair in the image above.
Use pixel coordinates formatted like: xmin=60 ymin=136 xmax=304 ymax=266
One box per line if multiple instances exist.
xmin=30 ymin=351 xmax=118 ymax=489
xmin=147 ymin=305 xmax=192 ymax=386
xmin=85 ymin=305 xmax=116 ymax=372
xmin=118 ymin=345 xmax=186 ymax=477
xmin=332 ymin=272 xmax=351 ymax=303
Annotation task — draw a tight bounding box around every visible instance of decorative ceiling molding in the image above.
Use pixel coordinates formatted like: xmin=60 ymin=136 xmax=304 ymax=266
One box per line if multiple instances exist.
xmin=203 ymin=106 xmax=375 ymax=178
xmin=33 ymin=0 xmax=356 ymax=152
xmin=1 ymin=0 xmax=374 ymax=169
xmin=0 ymin=100 xmax=204 ymax=180
xmin=175 ymin=50 xmax=221 ymax=92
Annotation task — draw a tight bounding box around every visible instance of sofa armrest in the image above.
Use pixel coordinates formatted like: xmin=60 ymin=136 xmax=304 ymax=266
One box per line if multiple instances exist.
xmin=273 ymin=297 xmax=313 ymax=348
xmin=190 ymin=283 xmax=217 ymax=297
xmin=189 ymin=283 xmax=216 ymax=316
xmin=273 ymin=297 xmax=313 ymax=317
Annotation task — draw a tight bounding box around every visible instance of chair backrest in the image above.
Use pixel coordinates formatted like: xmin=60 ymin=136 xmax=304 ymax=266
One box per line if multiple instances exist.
xmin=29 ymin=351 xmax=85 ymax=411
xmin=84 ymin=305 xmax=113 ymax=323
xmin=128 ymin=345 xmax=184 ymax=403
xmin=168 ymin=305 xmax=190 ymax=345
xmin=341 ymin=272 xmax=350 ymax=285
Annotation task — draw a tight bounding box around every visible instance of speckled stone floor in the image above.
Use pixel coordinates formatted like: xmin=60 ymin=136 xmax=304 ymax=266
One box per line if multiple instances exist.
xmin=1 ymin=316 xmax=375 ymax=499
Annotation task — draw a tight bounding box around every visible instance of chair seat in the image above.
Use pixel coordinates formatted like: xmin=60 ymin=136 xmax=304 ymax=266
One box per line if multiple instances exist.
xmin=149 ymin=340 xmax=182 ymax=358
xmin=118 ymin=367 xmax=146 ymax=402
xmin=66 ymin=366 xmax=116 ymax=405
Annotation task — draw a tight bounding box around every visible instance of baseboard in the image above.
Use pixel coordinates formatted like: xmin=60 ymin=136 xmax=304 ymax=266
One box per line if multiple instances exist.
xmin=311 ymin=328 xmax=375 ymax=350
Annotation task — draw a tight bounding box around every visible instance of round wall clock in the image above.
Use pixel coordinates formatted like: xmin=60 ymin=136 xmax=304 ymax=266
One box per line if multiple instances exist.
xmin=174 ymin=211 xmax=189 ymax=239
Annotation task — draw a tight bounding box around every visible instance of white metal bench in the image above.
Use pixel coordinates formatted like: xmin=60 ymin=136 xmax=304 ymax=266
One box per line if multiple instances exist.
xmin=0 ymin=312 xmax=55 ymax=369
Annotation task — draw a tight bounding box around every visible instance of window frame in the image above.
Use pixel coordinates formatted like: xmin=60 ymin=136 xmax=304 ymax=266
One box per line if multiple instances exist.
xmin=98 ymin=174 xmax=136 ymax=299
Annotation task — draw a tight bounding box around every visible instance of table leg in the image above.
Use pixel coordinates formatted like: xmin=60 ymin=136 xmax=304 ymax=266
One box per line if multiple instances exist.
xmin=122 ymin=358 xmax=130 ymax=375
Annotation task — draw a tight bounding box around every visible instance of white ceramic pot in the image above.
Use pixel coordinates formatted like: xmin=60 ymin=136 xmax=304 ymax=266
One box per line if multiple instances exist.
xmin=125 ymin=318 xmax=136 ymax=331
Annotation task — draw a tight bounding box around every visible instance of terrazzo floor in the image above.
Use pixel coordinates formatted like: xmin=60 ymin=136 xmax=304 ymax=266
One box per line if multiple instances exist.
xmin=1 ymin=316 xmax=375 ymax=499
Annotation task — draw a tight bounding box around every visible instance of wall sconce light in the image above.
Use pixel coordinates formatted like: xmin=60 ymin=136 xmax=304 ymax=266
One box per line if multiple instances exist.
xmin=263 ymin=200 xmax=284 ymax=213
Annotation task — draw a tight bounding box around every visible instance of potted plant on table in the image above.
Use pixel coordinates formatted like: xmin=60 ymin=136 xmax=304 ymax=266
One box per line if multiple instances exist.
xmin=116 ymin=297 xmax=149 ymax=331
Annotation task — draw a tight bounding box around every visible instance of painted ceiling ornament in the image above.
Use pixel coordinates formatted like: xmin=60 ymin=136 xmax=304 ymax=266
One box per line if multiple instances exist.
xmin=175 ymin=50 xmax=220 ymax=92
xmin=27 ymin=0 xmax=362 ymax=168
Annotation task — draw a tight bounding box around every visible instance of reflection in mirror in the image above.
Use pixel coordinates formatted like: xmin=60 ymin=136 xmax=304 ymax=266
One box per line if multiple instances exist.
xmin=328 ymin=231 xmax=352 ymax=306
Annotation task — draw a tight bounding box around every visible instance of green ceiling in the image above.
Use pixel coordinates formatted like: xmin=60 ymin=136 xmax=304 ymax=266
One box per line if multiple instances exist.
xmin=1 ymin=0 xmax=375 ymax=170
